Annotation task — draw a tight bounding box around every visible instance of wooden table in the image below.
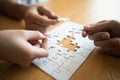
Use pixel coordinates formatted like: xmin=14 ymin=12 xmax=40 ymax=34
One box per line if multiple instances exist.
xmin=0 ymin=0 xmax=120 ymax=80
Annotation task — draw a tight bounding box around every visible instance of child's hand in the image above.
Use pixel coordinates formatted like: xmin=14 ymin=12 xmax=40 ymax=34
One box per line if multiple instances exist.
xmin=0 ymin=30 xmax=48 ymax=67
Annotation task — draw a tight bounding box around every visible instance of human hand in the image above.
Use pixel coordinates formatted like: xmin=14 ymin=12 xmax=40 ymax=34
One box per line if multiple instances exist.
xmin=82 ymin=20 xmax=120 ymax=57
xmin=24 ymin=5 xmax=58 ymax=33
xmin=0 ymin=30 xmax=48 ymax=67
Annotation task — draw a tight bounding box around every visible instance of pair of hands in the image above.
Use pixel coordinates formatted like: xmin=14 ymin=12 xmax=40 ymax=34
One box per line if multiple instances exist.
xmin=82 ymin=20 xmax=120 ymax=57
xmin=0 ymin=5 xmax=58 ymax=67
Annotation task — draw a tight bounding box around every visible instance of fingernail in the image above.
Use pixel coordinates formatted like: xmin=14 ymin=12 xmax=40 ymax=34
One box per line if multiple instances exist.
xmin=43 ymin=32 xmax=48 ymax=36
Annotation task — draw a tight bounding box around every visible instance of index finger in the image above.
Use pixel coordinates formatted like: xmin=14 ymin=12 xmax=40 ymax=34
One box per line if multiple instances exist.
xmin=37 ymin=6 xmax=58 ymax=19
xmin=84 ymin=20 xmax=110 ymax=34
xmin=40 ymin=38 xmax=48 ymax=50
xmin=31 ymin=13 xmax=57 ymax=27
xmin=82 ymin=25 xmax=91 ymax=37
xmin=82 ymin=20 xmax=109 ymax=37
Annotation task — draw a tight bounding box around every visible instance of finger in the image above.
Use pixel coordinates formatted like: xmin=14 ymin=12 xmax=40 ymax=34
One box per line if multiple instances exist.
xmin=82 ymin=30 xmax=88 ymax=37
xmin=94 ymin=38 xmax=120 ymax=48
xmin=82 ymin=25 xmax=91 ymax=37
xmin=84 ymin=20 xmax=111 ymax=34
xmin=89 ymin=32 xmax=110 ymax=41
xmin=27 ymin=10 xmax=57 ymax=27
xmin=41 ymin=38 xmax=48 ymax=50
xmin=83 ymin=25 xmax=91 ymax=32
xmin=97 ymin=20 xmax=108 ymax=23
xmin=26 ymin=22 xmax=47 ymax=33
xmin=31 ymin=14 xmax=57 ymax=27
xmin=89 ymin=20 xmax=108 ymax=26
xmin=24 ymin=30 xmax=46 ymax=40
xmin=37 ymin=6 xmax=58 ymax=19
xmin=100 ymin=47 xmax=120 ymax=57
xmin=32 ymin=47 xmax=48 ymax=58
xmin=25 ymin=17 xmax=47 ymax=30
xmin=28 ymin=38 xmax=48 ymax=58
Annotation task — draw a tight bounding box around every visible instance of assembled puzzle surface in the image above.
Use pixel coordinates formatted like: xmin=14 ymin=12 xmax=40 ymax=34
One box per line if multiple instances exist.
xmin=33 ymin=21 xmax=95 ymax=80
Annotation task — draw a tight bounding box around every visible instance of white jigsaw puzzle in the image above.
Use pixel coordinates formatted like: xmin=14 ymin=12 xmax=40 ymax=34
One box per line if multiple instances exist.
xmin=33 ymin=21 xmax=95 ymax=80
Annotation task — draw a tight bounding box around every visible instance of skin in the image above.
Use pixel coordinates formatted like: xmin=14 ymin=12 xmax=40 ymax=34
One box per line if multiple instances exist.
xmin=24 ymin=5 xmax=58 ymax=33
xmin=0 ymin=30 xmax=48 ymax=67
xmin=0 ymin=0 xmax=58 ymax=67
xmin=82 ymin=20 xmax=120 ymax=57
xmin=2 ymin=0 xmax=58 ymax=33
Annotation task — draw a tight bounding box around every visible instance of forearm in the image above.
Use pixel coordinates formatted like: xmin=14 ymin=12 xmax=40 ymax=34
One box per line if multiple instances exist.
xmin=2 ymin=0 xmax=31 ymax=19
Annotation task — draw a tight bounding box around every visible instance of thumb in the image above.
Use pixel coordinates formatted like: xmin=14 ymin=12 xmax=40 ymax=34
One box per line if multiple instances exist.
xmin=32 ymin=46 xmax=48 ymax=58
xmin=25 ymin=30 xmax=47 ymax=40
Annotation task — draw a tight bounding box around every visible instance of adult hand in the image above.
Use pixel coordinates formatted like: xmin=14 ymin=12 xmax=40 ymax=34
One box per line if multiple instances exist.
xmin=82 ymin=20 xmax=120 ymax=57
xmin=24 ymin=5 xmax=58 ymax=33
xmin=0 ymin=30 xmax=48 ymax=67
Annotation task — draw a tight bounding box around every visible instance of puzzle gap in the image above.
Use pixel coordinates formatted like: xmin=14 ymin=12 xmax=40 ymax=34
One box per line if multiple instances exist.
xmin=33 ymin=21 xmax=95 ymax=80
xmin=57 ymin=36 xmax=80 ymax=52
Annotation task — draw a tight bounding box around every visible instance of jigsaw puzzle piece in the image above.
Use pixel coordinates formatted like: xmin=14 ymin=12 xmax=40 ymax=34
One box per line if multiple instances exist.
xmin=52 ymin=66 xmax=72 ymax=80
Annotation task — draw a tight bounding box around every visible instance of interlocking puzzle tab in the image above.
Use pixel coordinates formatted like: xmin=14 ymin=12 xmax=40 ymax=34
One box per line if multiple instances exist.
xmin=33 ymin=21 xmax=95 ymax=80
